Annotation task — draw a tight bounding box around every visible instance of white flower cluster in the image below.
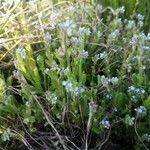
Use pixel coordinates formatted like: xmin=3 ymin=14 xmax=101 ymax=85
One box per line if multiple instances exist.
xmin=89 ymin=102 xmax=98 ymax=114
xmin=125 ymin=115 xmax=135 ymax=126
xmin=104 ymin=92 xmax=112 ymax=100
xmin=143 ymin=46 xmax=150 ymax=51
xmin=95 ymin=51 xmax=108 ymax=61
xmin=101 ymin=75 xmax=119 ymax=87
xmin=126 ymin=20 xmax=135 ymax=29
xmin=116 ymin=6 xmax=125 ymax=14
xmin=137 ymin=14 xmax=144 ymax=21
xmin=71 ymin=37 xmax=81 ymax=47
xmin=100 ymin=117 xmax=110 ymax=129
xmin=130 ymin=95 xmax=137 ymax=103
xmin=143 ymin=134 xmax=150 ymax=142
xmin=136 ymin=14 xmax=144 ymax=27
xmin=124 ymin=63 xmax=132 ymax=73
xmin=78 ymin=27 xmax=91 ymax=36
xmin=2 ymin=128 xmax=11 ymax=142
xmin=60 ymin=67 xmax=69 ymax=76
xmin=110 ymin=29 xmax=119 ymax=40
xmin=128 ymin=86 xmax=145 ymax=95
xmin=57 ymin=47 xmax=66 ymax=56
xmin=62 ymin=80 xmax=85 ymax=96
xmin=25 ymin=101 xmax=32 ymax=107
xmin=47 ymin=61 xmax=60 ymax=72
xmin=135 ymin=106 xmax=147 ymax=117
xmin=45 ymin=91 xmax=58 ymax=105
xmin=129 ymin=32 xmax=150 ymax=46
xmin=59 ymin=19 xmax=76 ymax=36
xmin=45 ymin=64 xmax=69 ymax=77
xmin=79 ymin=50 xmax=89 ymax=59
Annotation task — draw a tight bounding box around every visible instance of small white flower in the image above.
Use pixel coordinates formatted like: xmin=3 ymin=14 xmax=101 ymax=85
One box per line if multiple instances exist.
xmin=110 ymin=77 xmax=118 ymax=86
xmin=16 ymin=47 xmax=26 ymax=59
xmin=79 ymin=50 xmax=89 ymax=59
xmin=126 ymin=20 xmax=135 ymax=29
xmin=135 ymin=106 xmax=147 ymax=117
xmin=125 ymin=115 xmax=135 ymax=126
xmin=100 ymin=117 xmax=110 ymax=129
xmin=59 ymin=20 xmax=75 ymax=29
xmin=89 ymin=102 xmax=98 ymax=113
xmin=45 ymin=68 xmax=50 ymax=74
xmin=146 ymin=33 xmax=150 ymax=40
xmin=137 ymin=14 xmax=144 ymax=21
xmin=50 ymin=62 xmax=60 ymax=72
xmin=59 ymin=20 xmax=76 ymax=36
xmin=78 ymin=27 xmax=91 ymax=36
xmin=111 ymin=30 xmax=119 ymax=40
xmin=128 ymin=86 xmax=135 ymax=92
xmin=2 ymin=129 xmax=10 ymax=142
xmin=101 ymin=75 xmax=109 ymax=86
xmin=95 ymin=51 xmax=107 ymax=60
xmin=130 ymin=96 xmax=137 ymax=103
xmin=25 ymin=101 xmax=32 ymax=107
xmin=143 ymin=46 xmax=150 ymax=51
xmin=71 ymin=37 xmax=81 ymax=46
xmin=62 ymin=80 xmax=85 ymax=96
xmin=116 ymin=6 xmax=125 ymax=14
xmin=45 ymin=91 xmax=58 ymax=105
xmin=124 ymin=64 xmax=132 ymax=73
xmin=60 ymin=67 xmax=69 ymax=76
xmin=143 ymin=134 xmax=150 ymax=142
xmin=138 ymin=20 xmax=143 ymax=27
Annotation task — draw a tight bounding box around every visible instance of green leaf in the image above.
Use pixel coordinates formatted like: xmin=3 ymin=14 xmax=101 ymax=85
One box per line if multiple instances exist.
xmin=144 ymin=96 xmax=150 ymax=110
xmin=37 ymin=55 xmax=45 ymax=72
xmin=113 ymin=92 xmax=129 ymax=111
xmin=132 ymin=73 xmax=144 ymax=86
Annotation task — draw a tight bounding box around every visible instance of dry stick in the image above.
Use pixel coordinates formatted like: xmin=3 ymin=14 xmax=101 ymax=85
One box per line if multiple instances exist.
xmin=0 ymin=35 xmax=43 ymax=44
xmin=65 ymin=136 xmax=80 ymax=150
xmin=0 ymin=39 xmax=22 ymax=61
xmin=98 ymin=129 xmax=111 ymax=150
xmin=31 ymin=94 xmax=68 ymax=150
xmin=10 ymin=129 xmax=34 ymax=150
xmin=17 ymin=115 xmax=43 ymax=148
xmin=1 ymin=1 xmax=21 ymax=30
xmin=0 ymin=147 xmax=5 ymax=150
xmin=134 ymin=116 xmax=149 ymax=150
xmin=85 ymin=112 xmax=92 ymax=150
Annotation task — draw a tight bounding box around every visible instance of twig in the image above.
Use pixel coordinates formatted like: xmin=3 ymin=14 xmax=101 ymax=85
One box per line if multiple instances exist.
xmin=134 ymin=116 xmax=149 ymax=150
xmin=31 ymin=93 xmax=69 ymax=150
xmin=85 ymin=112 xmax=93 ymax=150
xmin=65 ymin=136 xmax=80 ymax=150
xmin=98 ymin=129 xmax=111 ymax=150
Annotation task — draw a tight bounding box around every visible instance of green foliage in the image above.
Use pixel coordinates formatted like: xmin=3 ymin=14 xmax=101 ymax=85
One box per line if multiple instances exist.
xmin=0 ymin=0 xmax=150 ymax=149
xmin=99 ymin=0 xmax=150 ymax=32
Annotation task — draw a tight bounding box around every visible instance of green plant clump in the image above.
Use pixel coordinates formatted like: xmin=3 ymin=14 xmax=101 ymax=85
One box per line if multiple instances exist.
xmin=0 ymin=0 xmax=150 ymax=149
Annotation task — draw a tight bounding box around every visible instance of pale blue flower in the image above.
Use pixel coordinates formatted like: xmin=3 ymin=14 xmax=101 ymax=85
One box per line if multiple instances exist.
xmin=135 ymin=106 xmax=147 ymax=117
xmin=78 ymin=27 xmax=91 ymax=36
xmin=128 ymin=86 xmax=145 ymax=95
xmin=62 ymin=80 xmax=85 ymax=96
xmin=100 ymin=117 xmax=110 ymax=129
